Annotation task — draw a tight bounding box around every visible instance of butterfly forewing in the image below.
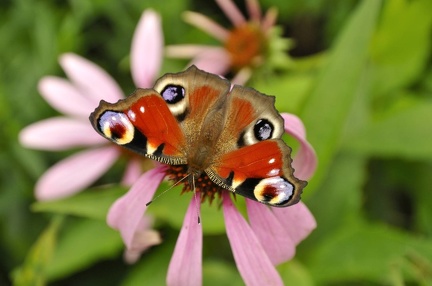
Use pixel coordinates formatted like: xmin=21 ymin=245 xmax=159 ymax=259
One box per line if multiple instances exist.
xmin=90 ymin=89 xmax=187 ymax=165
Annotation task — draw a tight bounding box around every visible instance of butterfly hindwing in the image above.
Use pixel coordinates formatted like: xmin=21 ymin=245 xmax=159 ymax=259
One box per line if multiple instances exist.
xmin=210 ymin=139 xmax=305 ymax=207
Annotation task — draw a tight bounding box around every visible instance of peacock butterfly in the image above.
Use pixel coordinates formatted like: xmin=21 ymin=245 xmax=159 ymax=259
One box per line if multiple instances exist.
xmin=89 ymin=66 xmax=306 ymax=207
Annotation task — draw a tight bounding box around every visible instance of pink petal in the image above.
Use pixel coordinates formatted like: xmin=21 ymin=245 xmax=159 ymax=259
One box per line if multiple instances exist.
xmin=38 ymin=77 xmax=96 ymax=118
xmin=19 ymin=117 xmax=106 ymax=151
xmin=222 ymin=193 xmax=283 ymax=286
xmin=272 ymin=202 xmax=316 ymax=245
xmin=165 ymin=45 xmax=219 ymax=58
xmin=131 ymin=10 xmax=163 ymax=88
xmin=35 ymin=146 xmax=119 ymax=200
xmin=121 ymin=158 xmax=143 ymax=186
xmin=283 ymin=113 xmax=306 ymax=138
xmin=60 ymin=53 xmax=124 ymax=104
xmin=183 ymin=11 xmax=229 ymax=42
xmin=246 ymin=200 xmax=295 ymax=265
xmin=167 ymin=199 xmax=202 ymax=286
xmin=215 ymin=0 xmax=246 ymax=27
xmin=231 ymin=67 xmax=252 ymax=85
xmin=246 ymin=0 xmax=262 ymax=22
xmin=124 ymin=216 xmax=161 ymax=264
xmin=281 ymin=113 xmax=317 ymax=180
xmin=189 ymin=48 xmax=230 ymax=75
xmin=124 ymin=228 xmax=160 ymax=264
xmin=107 ymin=166 xmax=166 ymax=248
xmin=262 ymin=7 xmax=278 ymax=32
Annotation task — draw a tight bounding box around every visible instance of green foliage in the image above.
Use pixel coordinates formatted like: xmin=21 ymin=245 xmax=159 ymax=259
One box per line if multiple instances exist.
xmin=347 ymin=100 xmax=432 ymax=158
xmin=2 ymin=0 xmax=432 ymax=285
xmin=46 ymin=218 xmax=123 ymax=280
xmin=300 ymin=0 xmax=381 ymax=192
xmin=11 ymin=216 xmax=62 ymax=286
xmin=370 ymin=0 xmax=432 ymax=97
xmin=32 ymin=186 xmax=127 ymax=220
xmin=122 ymin=241 xmax=173 ymax=286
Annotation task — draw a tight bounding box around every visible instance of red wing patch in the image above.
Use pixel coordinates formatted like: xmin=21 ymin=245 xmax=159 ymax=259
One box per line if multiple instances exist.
xmin=222 ymin=96 xmax=255 ymax=140
xmin=214 ymin=140 xmax=287 ymax=186
xmin=211 ymin=139 xmax=305 ymax=207
xmin=126 ymin=93 xmax=186 ymax=156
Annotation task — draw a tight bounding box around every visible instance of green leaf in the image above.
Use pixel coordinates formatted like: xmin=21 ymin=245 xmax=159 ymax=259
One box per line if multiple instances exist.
xmin=32 ymin=185 xmax=127 ymax=220
xmin=299 ymin=0 xmax=381 ymax=192
xmin=346 ymin=101 xmax=432 ymax=159
xmin=253 ymin=73 xmax=314 ymax=114
xmin=12 ymin=216 xmax=63 ymax=286
xmin=309 ymin=221 xmax=432 ymax=284
xmin=414 ymin=164 xmax=432 ymax=236
xmin=304 ymin=152 xmax=366 ymax=250
xmin=278 ymin=260 xmax=314 ymax=286
xmin=203 ymin=260 xmax=243 ymax=286
xmin=46 ymin=218 xmax=123 ymax=280
xmin=371 ymin=0 xmax=432 ymax=96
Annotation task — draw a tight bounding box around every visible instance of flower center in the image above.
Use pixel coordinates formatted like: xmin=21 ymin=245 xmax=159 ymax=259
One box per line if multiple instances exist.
xmin=224 ymin=23 xmax=265 ymax=70
xmin=165 ymin=165 xmax=223 ymax=204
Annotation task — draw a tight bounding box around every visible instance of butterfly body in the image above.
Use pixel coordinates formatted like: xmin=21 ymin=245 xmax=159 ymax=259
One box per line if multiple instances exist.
xmin=90 ymin=66 xmax=306 ymax=207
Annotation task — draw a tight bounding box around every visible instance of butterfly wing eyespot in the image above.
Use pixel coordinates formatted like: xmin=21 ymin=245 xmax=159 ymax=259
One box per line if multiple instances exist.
xmin=161 ymin=85 xmax=185 ymax=104
xmin=252 ymin=177 xmax=295 ymax=206
xmin=157 ymin=84 xmax=188 ymax=120
xmin=98 ymin=111 xmax=135 ymax=145
xmin=253 ymin=119 xmax=274 ymax=141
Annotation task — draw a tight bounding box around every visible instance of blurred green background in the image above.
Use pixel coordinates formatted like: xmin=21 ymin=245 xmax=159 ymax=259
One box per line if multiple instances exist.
xmin=1 ymin=0 xmax=432 ymax=285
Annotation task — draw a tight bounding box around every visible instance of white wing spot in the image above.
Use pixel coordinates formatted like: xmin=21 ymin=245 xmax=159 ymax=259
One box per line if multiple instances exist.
xmin=128 ymin=110 xmax=136 ymax=121
xmin=267 ymin=168 xmax=280 ymax=176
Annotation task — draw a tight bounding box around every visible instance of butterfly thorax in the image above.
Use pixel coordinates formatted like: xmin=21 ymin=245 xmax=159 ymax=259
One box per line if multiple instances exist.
xmin=183 ymin=95 xmax=228 ymax=173
xmin=186 ymin=145 xmax=211 ymax=174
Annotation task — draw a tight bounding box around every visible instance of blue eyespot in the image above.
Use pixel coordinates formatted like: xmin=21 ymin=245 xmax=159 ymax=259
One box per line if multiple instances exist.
xmin=161 ymin=85 xmax=185 ymax=104
xmin=254 ymin=119 xmax=273 ymax=141
xmin=98 ymin=111 xmax=134 ymax=145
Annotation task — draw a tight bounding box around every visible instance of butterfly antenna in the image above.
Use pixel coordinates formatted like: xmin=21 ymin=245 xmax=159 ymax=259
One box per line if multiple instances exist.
xmin=146 ymin=174 xmax=190 ymax=206
xmin=192 ymin=175 xmax=201 ymax=224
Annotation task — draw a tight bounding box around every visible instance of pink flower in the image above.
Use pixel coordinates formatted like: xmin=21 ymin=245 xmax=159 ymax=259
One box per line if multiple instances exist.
xmin=19 ymin=10 xmax=163 ymax=201
xmin=166 ymin=0 xmax=291 ymax=84
xmin=107 ymin=114 xmax=317 ymax=285
xmin=123 ymin=216 xmax=162 ymax=264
